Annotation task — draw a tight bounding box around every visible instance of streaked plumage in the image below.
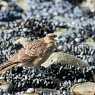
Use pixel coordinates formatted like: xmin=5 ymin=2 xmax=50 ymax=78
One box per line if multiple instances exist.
xmin=0 ymin=33 xmax=57 ymax=75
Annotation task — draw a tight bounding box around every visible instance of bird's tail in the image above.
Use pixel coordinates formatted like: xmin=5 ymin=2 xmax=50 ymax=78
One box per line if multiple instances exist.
xmin=0 ymin=62 xmax=18 ymax=76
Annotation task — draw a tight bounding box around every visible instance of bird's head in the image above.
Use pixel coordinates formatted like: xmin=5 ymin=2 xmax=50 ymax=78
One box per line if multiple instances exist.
xmin=43 ymin=33 xmax=57 ymax=44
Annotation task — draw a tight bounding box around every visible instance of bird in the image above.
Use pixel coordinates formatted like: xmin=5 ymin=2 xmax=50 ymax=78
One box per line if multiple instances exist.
xmin=0 ymin=33 xmax=57 ymax=75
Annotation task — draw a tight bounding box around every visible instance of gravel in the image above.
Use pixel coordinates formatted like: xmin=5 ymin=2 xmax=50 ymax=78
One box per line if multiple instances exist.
xmin=0 ymin=0 xmax=95 ymax=95
xmin=0 ymin=64 xmax=94 ymax=94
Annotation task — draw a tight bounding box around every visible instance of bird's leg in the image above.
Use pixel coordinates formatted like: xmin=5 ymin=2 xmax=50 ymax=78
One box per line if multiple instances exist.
xmin=32 ymin=57 xmax=42 ymax=67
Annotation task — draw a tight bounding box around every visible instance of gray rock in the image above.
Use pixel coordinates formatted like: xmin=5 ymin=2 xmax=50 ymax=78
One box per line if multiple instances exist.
xmin=42 ymin=52 xmax=89 ymax=68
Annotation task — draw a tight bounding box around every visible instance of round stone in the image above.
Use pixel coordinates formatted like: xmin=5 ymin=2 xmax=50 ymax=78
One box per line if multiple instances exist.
xmin=71 ymin=82 xmax=95 ymax=95
xmin=26 ymin=88 xmax=35 ymax=93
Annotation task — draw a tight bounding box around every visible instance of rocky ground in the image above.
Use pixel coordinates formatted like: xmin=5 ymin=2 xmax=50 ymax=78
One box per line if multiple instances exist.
xmin=0 ymin=0 xmax=95 ymax=95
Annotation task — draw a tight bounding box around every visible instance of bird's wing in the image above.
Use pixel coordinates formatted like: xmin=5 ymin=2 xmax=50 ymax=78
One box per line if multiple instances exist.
xmin=0 ymin=48 xmax=38 ymax=75
xmin=25 ymin=40 xmax=47 ymax=57
xmin=8 ymin=48 xmax=38 ymax=63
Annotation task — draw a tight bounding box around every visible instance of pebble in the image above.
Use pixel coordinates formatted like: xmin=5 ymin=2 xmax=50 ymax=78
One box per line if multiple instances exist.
xmin=26 ymin=88 xmax=35 ymax=93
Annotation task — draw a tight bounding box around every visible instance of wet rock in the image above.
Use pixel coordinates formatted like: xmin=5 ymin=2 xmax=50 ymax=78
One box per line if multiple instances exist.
xmin=71 ymin=82 xmax=95 ymax=95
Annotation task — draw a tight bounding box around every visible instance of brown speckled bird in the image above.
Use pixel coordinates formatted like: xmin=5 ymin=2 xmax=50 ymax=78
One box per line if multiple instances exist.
xmin=0 ymin=33 xmax=57 ymax=75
